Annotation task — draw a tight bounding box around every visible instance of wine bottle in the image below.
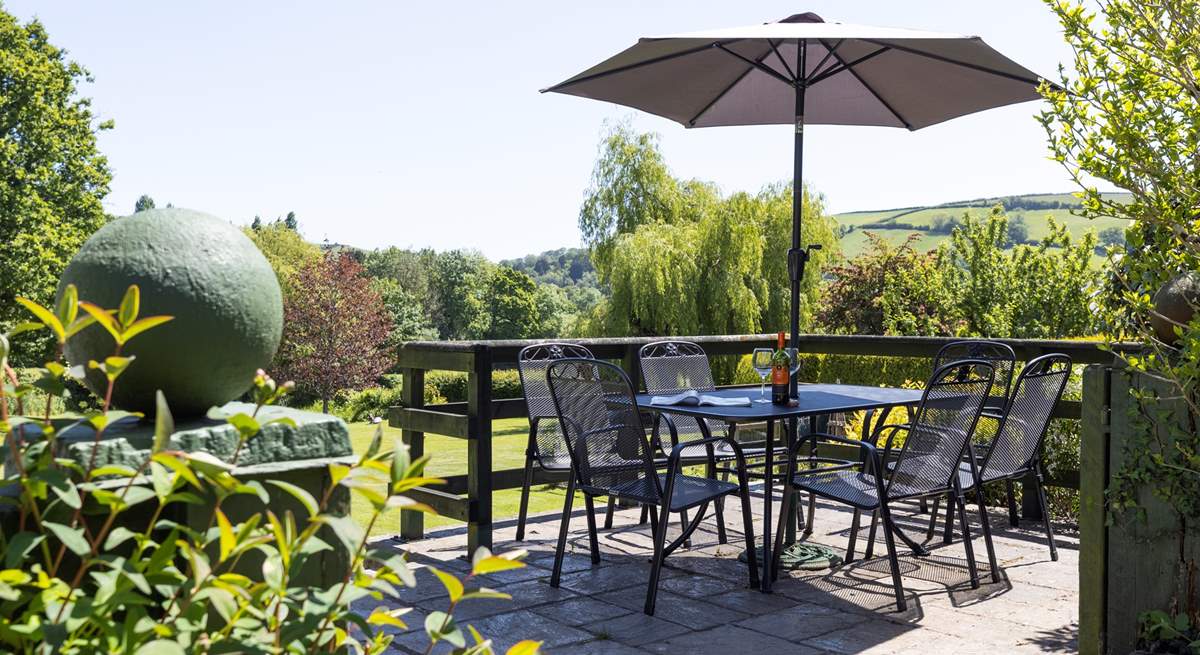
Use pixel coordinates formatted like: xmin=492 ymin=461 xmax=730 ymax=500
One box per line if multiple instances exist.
xmin=771 ymin=331 xmax=790 ymax=405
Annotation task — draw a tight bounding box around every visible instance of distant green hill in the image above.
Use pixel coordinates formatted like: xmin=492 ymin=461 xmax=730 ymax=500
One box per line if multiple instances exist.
xmin=831 ymin=192 xmax=1131 ymax=261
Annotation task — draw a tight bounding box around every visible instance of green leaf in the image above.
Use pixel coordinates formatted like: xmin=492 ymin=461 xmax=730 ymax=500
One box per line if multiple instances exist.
xmin=459 ymin=588 xmax=511 ymax=602
xmin=16 ymin=296 xmax=64 ymax=342
xmin=471 ymin=548 xmax=527 ymax=576
xmin=78 ymin=301 xmax=121 ymax=345
xmin=44 ymin=521 xmax=90 ymax=557
xmin=226 ymin=413 xmax=260 ymax=438
xmin=133 ymin=641 xmax=185 ymax=655
xmin=118 ymin=285 xmax=140 ymax=328
xmin=185 ymin=451 xmax=234 ymax=477
xmin=56 ymin=284 xmax=78 ymax=328
xmin=5 ymin=532 xmax=44 ymax=568
xmin=104 ymin=527 xmax=138 ymax=551
xmin=425 ymin=611 xmax=465 ymax=648
xmin=429 ymin=566 xmax=463 ymax=603
xmin=506 ymin=640 xmax=543 ymax=655
xmin=153 ymin=391 xmax=174 ymax=454
xmin=266 ymin=479 xmax=318 ymax=517
xmin=366 ymin=424 xmax=383 ymax=458
xmin=391 ymin=438 xmax=410 ymax=485
xmin=215 ymin=509 xmax=234 ymax=561
xmin=367 ymin=606 xmax=411 ymax=629
xmin=63 ymin=315 xmax=97 ymax=339
xmin=7 ymin=321 xmax=44 ymax=338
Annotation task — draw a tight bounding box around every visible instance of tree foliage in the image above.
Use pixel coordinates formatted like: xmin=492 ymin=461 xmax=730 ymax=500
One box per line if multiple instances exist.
xmin=245 ymin=222 xmax=323 ymax=296
xmin=1039 ymin=0 xmax=1200 ymax=530
xmin=0 ymin=8 xmax=112 ymax=362
xmin=133 ymin=194 xmax=155 ymax=212
xmin=579 ymin=124 xmax=838 ymax=340
xmin=275 ymin=253 xmax=393 ymax=412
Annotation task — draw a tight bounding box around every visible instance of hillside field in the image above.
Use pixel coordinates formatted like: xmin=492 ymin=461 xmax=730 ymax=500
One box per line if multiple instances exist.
xmin=832 ymin=192 xmax=1130 ymax=261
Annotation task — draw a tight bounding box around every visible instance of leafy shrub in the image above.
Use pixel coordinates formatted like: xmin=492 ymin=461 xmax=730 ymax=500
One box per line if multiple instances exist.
xmin=0 ymin=285 xmax=539 ymax=654
xmin=425 ymin=369 xmax=523 ymax=404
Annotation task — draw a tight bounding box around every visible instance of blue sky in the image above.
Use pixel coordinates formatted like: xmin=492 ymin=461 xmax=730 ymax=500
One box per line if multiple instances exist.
xmin=8 ymin=1 xmax=1095 ymax=260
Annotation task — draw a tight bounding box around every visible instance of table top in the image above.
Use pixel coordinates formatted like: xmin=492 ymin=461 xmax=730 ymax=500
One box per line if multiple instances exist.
xmin=635 ymin=384 xmax=923 ymax=422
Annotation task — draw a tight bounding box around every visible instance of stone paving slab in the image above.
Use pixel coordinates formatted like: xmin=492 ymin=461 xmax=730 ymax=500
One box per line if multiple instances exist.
xmin=378 ymin=489 xmax=1080 ymax=654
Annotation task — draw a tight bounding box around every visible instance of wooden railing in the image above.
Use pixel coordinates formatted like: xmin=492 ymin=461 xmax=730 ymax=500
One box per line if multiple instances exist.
xmin=390 ymin=334 xmax=1125 ymax=553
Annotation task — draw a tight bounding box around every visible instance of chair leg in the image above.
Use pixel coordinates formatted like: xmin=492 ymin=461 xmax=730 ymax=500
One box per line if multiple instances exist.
xmin=1035 ymin=472 xmax=1058 ymax=561
xmin=639 ymin=503 xmax=649 ymax=525
xmin=644 ymin=503 xmax=671 ymax=615
xmin=942 ymin=492 xmax=955 ymax=544
xmin=919 ymin=498 xmax=929 ymax=514
xmin=975 ymin=485 xmax=1000 ymax=582
xmin=804 ymin=492 xmax=816 ymax=536
xmin=680 ymin=509 xmax=691 ymax=549
xmin=846 ymin=508 xmax=861 ymax=563
xmin=1005 ymin=479 xmax=1019 ymax=528
xmin=584 ymin=495 xmax=601 ymax=565
xmin=926 ymin=497 xmax=941 ymax=541
xmin=865 ymin=509 xmax=879 ymax=560
xmin=737 ymin=488 xmax=760 ymax=590
xmin=604 ymin=497 xmax=615 ymax=529
xmin=712 ymin=465 xmax=728 ymax=545
xmin=879 ymin=506 xmax=907 ymax=612
xmin=550 ymin=476 xmax=577 ymax=588
xmin=955 ymin=493 xmax=979 ymax=589
xmin=515 ymin=454 xmax=535 ymax=541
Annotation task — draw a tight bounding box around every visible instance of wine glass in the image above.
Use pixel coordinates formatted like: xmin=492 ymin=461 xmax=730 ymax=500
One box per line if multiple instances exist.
xmin=751 ymin=348 xmax=773 ymax=403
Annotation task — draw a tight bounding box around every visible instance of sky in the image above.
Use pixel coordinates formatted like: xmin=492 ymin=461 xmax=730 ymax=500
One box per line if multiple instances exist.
xmin=8 ymin=1 xmax=1096 ymax=260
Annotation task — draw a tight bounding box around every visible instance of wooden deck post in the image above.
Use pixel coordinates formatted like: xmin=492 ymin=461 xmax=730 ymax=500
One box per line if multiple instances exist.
xmin=467 ymin=344 xmax=494 ymax=554
xmin=400 ymin=367 xmax=426 ymax=540
xmin=1078 ymin=364 xmax=1111 ymax=655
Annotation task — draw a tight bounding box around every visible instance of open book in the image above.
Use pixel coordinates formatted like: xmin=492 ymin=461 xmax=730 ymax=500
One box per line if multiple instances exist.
xmin=649 ymin=390 xmax=751 ymax=408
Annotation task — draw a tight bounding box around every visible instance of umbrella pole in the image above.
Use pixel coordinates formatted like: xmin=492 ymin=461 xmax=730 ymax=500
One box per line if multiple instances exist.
xmin=788 ymin=41 xmax=813 ymax=395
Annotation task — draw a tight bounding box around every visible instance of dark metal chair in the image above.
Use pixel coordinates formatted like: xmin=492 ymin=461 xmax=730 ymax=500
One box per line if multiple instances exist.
xmin=776 ymin=360 xmax=999 ymax=611
xmin=923 ymin=340 xmax=1018 ymax=537
xmin=637 ymin=340 xmax=794 ymax=543
xmin=515 ymin=343 xmax=596 ymax=541
xmin=960 ymin=353 xmax=1072 ymax=561
xmin=546 ymin=358 xmax=759 ymax=615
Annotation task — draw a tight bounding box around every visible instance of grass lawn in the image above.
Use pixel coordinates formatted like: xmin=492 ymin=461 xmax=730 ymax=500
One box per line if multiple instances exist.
xmin=346 ymin=419 xmax=584 ymax=537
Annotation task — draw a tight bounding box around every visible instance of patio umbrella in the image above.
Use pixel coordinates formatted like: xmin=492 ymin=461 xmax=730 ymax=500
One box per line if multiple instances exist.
xmin=542 ymin=12 xmax=1049 ymax=355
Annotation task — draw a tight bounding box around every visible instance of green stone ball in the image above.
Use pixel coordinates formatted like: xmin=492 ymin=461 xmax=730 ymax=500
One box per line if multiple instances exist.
xmin=1152 ymin=271 xmax=1200 ymax=345
xmin=57 ymin=208 xmax=283 ymax=417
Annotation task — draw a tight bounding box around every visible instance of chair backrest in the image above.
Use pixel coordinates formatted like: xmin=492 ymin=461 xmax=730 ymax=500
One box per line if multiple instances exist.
xmin=933 ymin=340 xmax=1016 ymax=406
xmin=637 ymin=341 xmax=725 ymax=445
xmin=979 ymin=353 xmax=1072 ymax=479
xmin=638 ymin=341 xmax=717 ymax=394
xmin=517 ymin=343 xmax=594 ymax=467
xmin=546 ymin=358 xmax=657 ymax=497
xmin=887 ymin=360 xmax=995 ymax=498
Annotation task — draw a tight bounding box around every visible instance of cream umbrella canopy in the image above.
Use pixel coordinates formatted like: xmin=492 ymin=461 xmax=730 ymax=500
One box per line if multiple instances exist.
xmin=543 ymin=12 xmax=1050 ymax=357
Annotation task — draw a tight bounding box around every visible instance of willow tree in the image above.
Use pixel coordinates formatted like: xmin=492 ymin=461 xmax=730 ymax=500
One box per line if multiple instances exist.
xmin=579 ymin=123 xmax=838 ymax=342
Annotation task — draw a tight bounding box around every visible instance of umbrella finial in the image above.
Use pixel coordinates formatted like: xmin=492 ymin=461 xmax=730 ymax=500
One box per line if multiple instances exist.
xmin=777 ymin=12 xmax=824 ymax=24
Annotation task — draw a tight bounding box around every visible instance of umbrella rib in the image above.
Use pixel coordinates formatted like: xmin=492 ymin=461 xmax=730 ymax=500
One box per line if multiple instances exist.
xmin=806 ymin=46 xmax=889 ymax=87
xmin=766 ymin=39 xmax=797 ymax=81
xmin=816 ymin=39 xmax=912 ymax=130
xmin=689 ymin=43 xmax=782 ymax=127
xmin=540 ymin=40 xmax=735 ymax=93
xmin=861 ymin=38 xmax=1045 ymax=87
xmin=714 ymin=43 xmax=796 ymax=89
xmin=806 ymin=39 xmax=844 ymax=82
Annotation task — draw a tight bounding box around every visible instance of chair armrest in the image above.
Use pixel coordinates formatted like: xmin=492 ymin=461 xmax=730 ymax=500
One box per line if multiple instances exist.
xmin=795 ymin=432 xmax=885 ymax=483
xmin=667 ymin=434 xmax=744 ymax=472
xmin=870 ymin=424 xmax=912 ymax=461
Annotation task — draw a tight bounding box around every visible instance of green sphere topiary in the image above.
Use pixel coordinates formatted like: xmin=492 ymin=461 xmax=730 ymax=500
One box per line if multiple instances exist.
xmin=57 ymin=208 xmax=283 ymax=417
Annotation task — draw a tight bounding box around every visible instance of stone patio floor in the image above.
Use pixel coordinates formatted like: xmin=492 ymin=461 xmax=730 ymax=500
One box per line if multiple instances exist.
xmin=369 ymin=485 xmax=1079 ymax=655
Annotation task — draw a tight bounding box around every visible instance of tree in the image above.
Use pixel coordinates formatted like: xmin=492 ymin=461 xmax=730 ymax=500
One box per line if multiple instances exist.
xmin=428 ymin=250 xmax=491 ymax=339
xmin=134 ymin=194 xmax=155 ymax=212
xmin=1006 ymin=214 xmax=1030 ymax=245
xmin=579 ymin=125 xmax=837 ymax=341
xmin=244 ymin=222 xmax=322 ymax=295
xmin=482 ymin=266 xmax=541 ymax=339
xmin=250 ymin=215 xmax=263 ymax=230
xmin=275 ymin=252 xmax=393 ymax=412
xmin=1040 ymin=0 xmax=1200 ymax=538
xmin=0 ymin=8 xmax=112 ymax=363
xmin=819 ymin=233 xmax=930 ymax=335
xmin=283 ymin=211 xmax=298 ymax=230
xmin=1098 ymin=226 xmax=1126 ymax=248
xmin=371 ymin=277 xmax=437 ymax=349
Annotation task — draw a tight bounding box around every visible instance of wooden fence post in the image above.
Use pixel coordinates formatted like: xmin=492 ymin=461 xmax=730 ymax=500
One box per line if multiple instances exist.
xmin=1078 ymin=364 xmax=1111 ymax=655
xmin=400 ymin=367 xmax=425 ymax=541
xmin=467 ymin=345 xmax=493 ymax=554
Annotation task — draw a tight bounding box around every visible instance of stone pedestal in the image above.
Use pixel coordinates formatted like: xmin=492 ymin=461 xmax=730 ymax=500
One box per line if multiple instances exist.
xmin=4 ymin=403 xmax=355 ymax=588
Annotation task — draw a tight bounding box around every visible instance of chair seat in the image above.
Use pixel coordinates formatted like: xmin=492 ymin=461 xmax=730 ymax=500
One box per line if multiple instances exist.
xmin=607 ymin=474 xmax=739 ymax=512
xmin=791 ymin=468 xmax=932 ymax=510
